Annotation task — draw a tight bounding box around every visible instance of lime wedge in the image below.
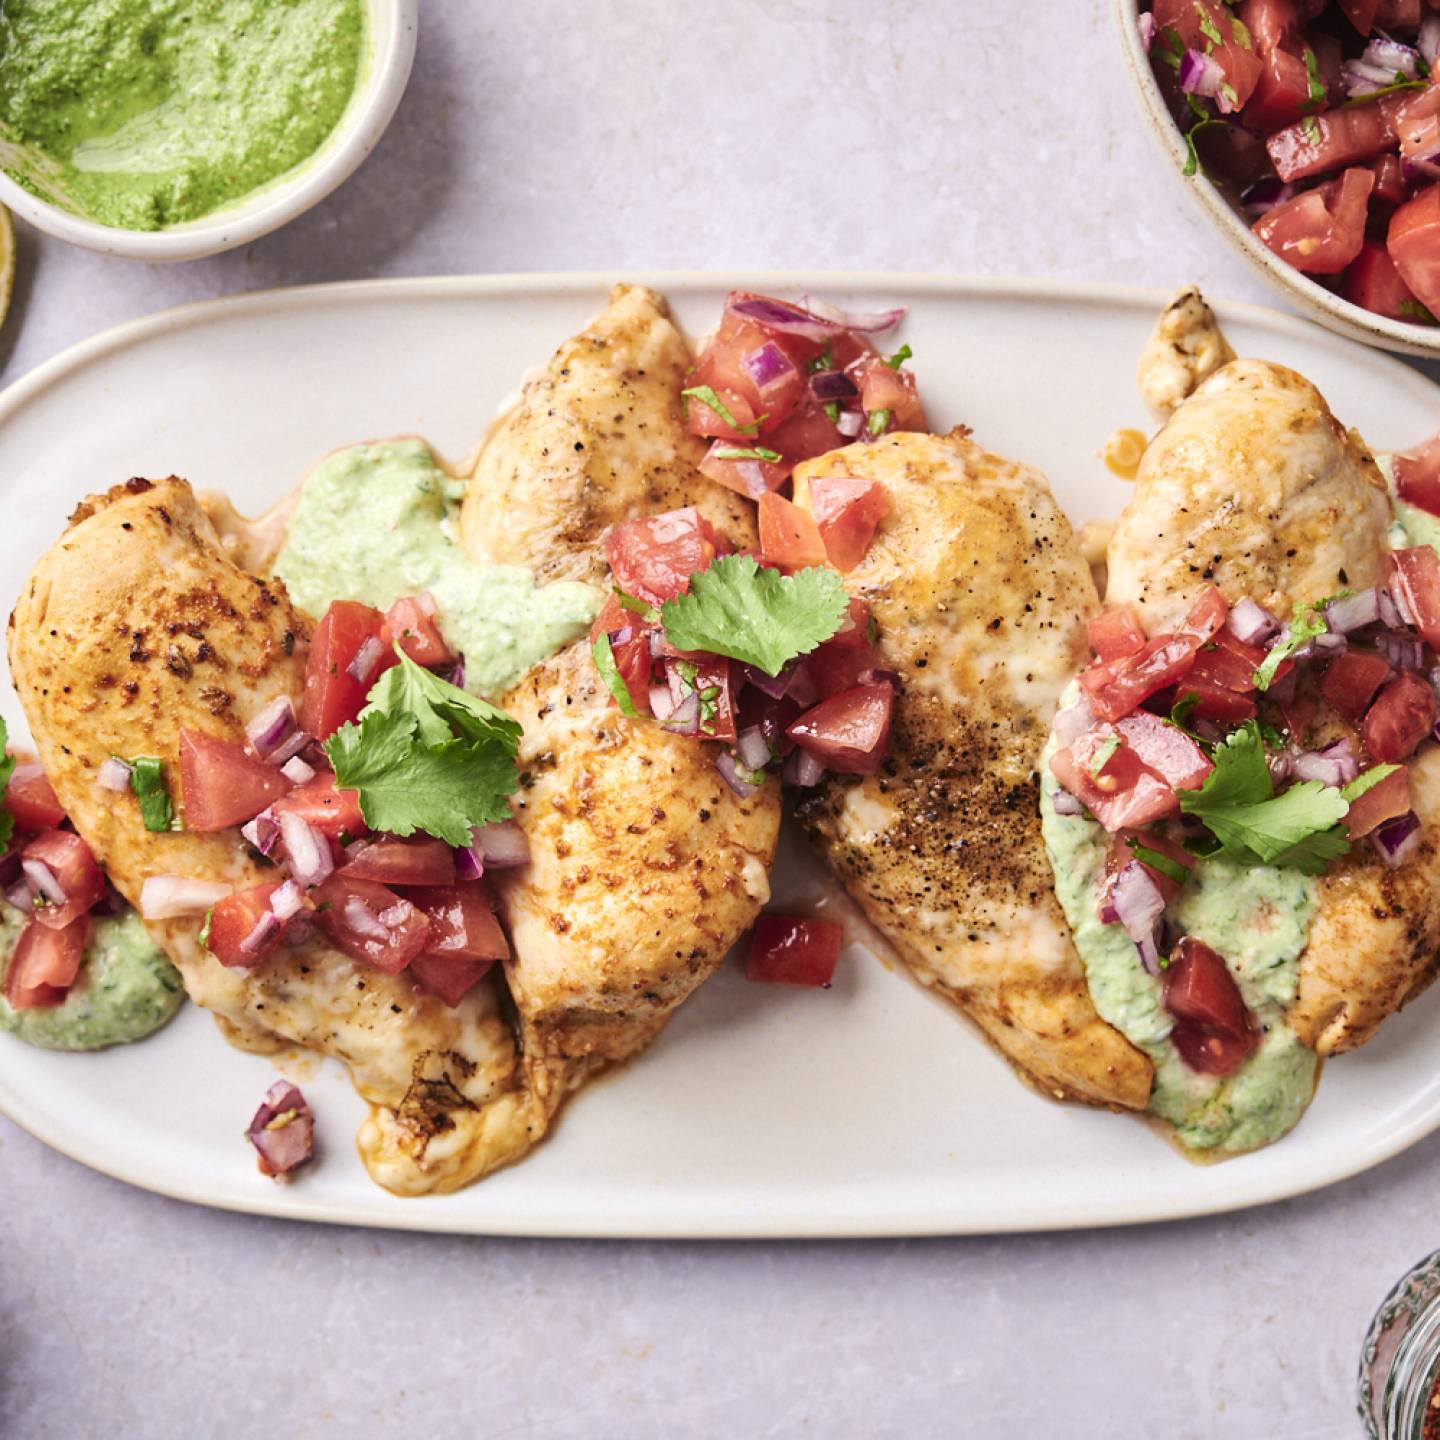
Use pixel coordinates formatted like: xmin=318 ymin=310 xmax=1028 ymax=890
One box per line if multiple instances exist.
xmin=0 ymin=205 xmax=15 ymax=333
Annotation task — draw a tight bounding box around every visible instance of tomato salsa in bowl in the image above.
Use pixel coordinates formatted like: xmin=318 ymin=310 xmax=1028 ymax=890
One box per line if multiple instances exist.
xmin=1117 ymin=0 xmax=1440 ymax=355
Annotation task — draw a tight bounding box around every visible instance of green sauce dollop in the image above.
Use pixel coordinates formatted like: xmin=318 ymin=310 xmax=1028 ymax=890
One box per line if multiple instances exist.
xmin=0 ymin=0 xmax=366 ymax=231
xmin=273 ymin=439 xmax=601 ymax=699
xmin=0 ymin=907 xmax=184 ymax=1051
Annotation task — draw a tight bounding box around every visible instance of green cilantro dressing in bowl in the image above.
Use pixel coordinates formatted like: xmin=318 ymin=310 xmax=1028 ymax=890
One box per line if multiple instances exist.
xmin=273 ymin=438 xmax=600 ymax=699
xmin=1039 ymin=694 xmax=1319 ymax=1155
xmin=0 ymin=907 xmax=184 ymax=1050
xmin=0 ymin=0 xmax=366 ymax=232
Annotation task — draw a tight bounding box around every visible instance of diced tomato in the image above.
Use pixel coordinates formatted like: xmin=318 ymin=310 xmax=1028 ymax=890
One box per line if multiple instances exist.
xmin=4 ymin=915 xmax=88 ymax=1009
xmin=271 ymin=769 xmax=365 ymax=839
xmin=206 ymin=883 xmax=283 ymax=970
xmin=1089 ymin=606 xmax=1147 ymax=664
xmin=1390 ymin=185 xmax=1440 ymax=320
xmin=786 ymin=683 xmax=893 ymax=774
xmin=408 ymin=883 xmax=509 ymax=962
xmin=382 ymin=595 xmax=451 ymax=668
xmin=178 ymin=728 xmax=291 ymax=833
xmin=698 ymin=441 xmax=791 ymax=500
xmin=21 ymin=829 xmax=106 ymax=931
xmin=684 ymin=384 xmax=761 ymax=443
xmin=736 ymin=687 xmax=804 ymax=759
xmin=1081 ymin=636 xmax=1201 ymax=722
xmin=1162 ymin=936 xmax=1258 ymax=1077
xmin=313 ymin=875 xmax=431 ymax=974
xmin=1254 ymin=167 xmax=1374 ymax=274
xmin=804 ymin=476 xmax=891 ymax=573
xmin=1238 ymin=0 xmax=1325 ymax=131
xmin=1395 ymin=431 xmax=1440 ymax=517
xmin=1278 ymin=689 xmax=1317 ymax=746
xmin=1176 ymin=675 xmax=1258 ymax=724
xmin=743 ymin=914 xmax=842 ymax=987
xmin=806 ymin=631 xmax=884 ymax=699
xmin=1113 ymin=711 xmax=1214 ymax=791
xmin=1319 ymin=648 xmax=1393 ymax=720
xmin=853 ymin=357 xmax=927 ymax=433
xmin=605 ymin=507 xmax=716 ymax=607
xmin=1379 ymin=0 xmax=1422 ymax=27
xmin=301 ymin=600 xmax=395 ymax=742
xmin=1369 ymin=155 xmax=1408 ymax=208
xmin=1390 ymin=546 xmax=1440 ymax=649
xmin=758 ymin=492 xmax=827 ymax=570
xmin=4 ymin=762 xmax=64 ymax=833
xmin=1392 ymin=81 xmax=1440 ymax=168
xmin=341 ymin=835 xmax=456 ymax=887
xmin=693 ymin=658 xmax=738 ymax=744
xmin=1345 ymin=764 xmax=1413 ymax=837
xmin=606 ymin=626 xmax=654 ymax=716
xmin=410 ymin=953 xmax=497 ymax=1008
xmin=1176 ymin=586 xmax=1230 ymax=644
xmin=1266 ymin=106 xmax=1394 ymax=184
xmin=693 ymin=310 xmax=812 ymax=433
xmin=1364 ymin=672 xmax=1438 ymax=762
xmin=1337 ymin=0 xmax=1381 ymax=31
xmin=763 ymin=397 xmax=847 ymax=467
xmin=1050 ymin=735 xmax=1179 ymax=832
xmin=1154 ymin=0 xmax=1264 ymax=110
xmin=1343 ymin=241 xmax=1423 ymax=321
xmin=1189 ymin=631 xmax=1268 ymax=693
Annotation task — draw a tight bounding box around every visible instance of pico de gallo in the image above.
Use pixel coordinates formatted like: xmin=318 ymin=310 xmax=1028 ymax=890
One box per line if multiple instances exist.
xmin=1046 ymin=558 xmax=1440 ymax=1096
xmin=1141 ymin=0 xmax=1440 ymax=326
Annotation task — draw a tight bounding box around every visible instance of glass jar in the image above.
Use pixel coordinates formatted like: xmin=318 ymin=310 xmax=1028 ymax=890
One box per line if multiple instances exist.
xmin=1360 ymin=1249 xmax=1440 ymax=1438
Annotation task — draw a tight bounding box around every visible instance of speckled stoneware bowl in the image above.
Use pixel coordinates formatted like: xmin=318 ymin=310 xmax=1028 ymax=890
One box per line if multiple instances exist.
xmin=1115 ymin=0 xmax=1440 ymax=358
xmin=0 ymin=0 xmax=418 ymax=263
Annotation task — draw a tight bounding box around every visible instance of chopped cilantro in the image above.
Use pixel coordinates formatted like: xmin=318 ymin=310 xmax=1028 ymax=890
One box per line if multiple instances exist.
xmin=198 ymin=908 xmax=214 ymax=950
xmin=591 ymin=633 xmax=639 ymax=718
xmin=1181 ymin=95 xmax=1230 ymax=177
xmin=1344 ymin=78 xmax=1426 ymax=107
xmin=886 ymin=344 xmax=913 ymax=370
xmin=0 ymin=719 xmax=14 ymax=850
xmin=674 ymin=659 xmax=699 ymax=692
xmin=807 ymin=347 xmax=833 ymax=374
xmin=1253 ymin=600 xmax=1327 ymax=690
xmin=1158 ymin=24 xmax=1185 ymax=69
xmin=1170 ymin=691 xmax=1202 ymax=736
xmin=698 ymin=684 xmax=720 ymax=734
xmin=867 ymin=408 xmax=892 ymax=437
xmin=1219 ymin=80 xmax=1238 ymax=108
xmin=680 ymin=385 xmax=758 ymax=436
xmin=324 ymin=647 xmax=521 ymax=846
xmin=1198 ymin=10 xmax=1224 ymax=48
xmin=1303 ymin=46 xmax=1325 ymax=110
xmin=1127 ymin=837 xmax=1190 ymax=884
xmin=660 ymin=554 xmax=848 ymax=677
xmin=1090 ymin=735 xmax=1122 ymax=778
xmin=1229 ymin=13 xmax=1251 ymax=49
xmin=129 ymin=756 xmax=175 ymax=833
xmin=824 ymin=401 xmax=841 ymax=422
xmin=614 ymin=588 xmax=660 ymax=622
xmin=1342 ymin=764 xmax=1400 ymax=802
xmin=713 ymin=445 xmax=783 ymax=463
xmin=1178 ymin=721 xmax=1350 ymax=874
xmin=1302 ymin=114 xmax=1321 ymax=143
xmin=1399 ymin=298 xmax=1440 ymax=325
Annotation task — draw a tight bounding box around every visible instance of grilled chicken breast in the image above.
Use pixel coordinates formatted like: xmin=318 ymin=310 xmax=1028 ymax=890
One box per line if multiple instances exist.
xmin=790 ymin=429 xmax=1153 ymax=1110
xmin=8 ymin=479 xmax=537 ymax=1195
xmin=1108 ymin=358 xmax=1440 ymax=1056
xmin=462 ymin=283 xmax=756 ymax=585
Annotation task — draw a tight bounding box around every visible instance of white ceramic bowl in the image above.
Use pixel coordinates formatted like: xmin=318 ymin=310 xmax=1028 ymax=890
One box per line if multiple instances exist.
xmin=1115 ymin=0 xmax=1440 ymax=358
xmin=0 ymin=0 xmax=418 ymax=263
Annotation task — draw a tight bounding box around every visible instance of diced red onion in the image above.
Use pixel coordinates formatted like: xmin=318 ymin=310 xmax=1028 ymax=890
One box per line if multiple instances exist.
xmin=277 ymin=811 xmax=333 ymax=887
xmin=742 ymin=341 xmax=796 ymax=391
xmin=715 ymin=751 xmax=764 ymax=799
xmin=246 ymin=696 xmax=298 ymax=761
xmin=835 ymin=410 xmax=864 ymax=439
xmin=1109 ymin=861 xmax=1165 ymax=946
xmin=471 ymin=818 xmax=531 ymax=869
xmin=736 ymin=726 xmax=771 ymax=772
xmin=140 ymin=875 xmax=231 ymax=920
xmin=267 ymin=728 xmax=314 ymax=767
xmin=269 ymin=879 xmax=306 ymax=923
xmin=21 ymin=859 xmax=65 ymax=906
xmin=743 ymin=662 xmax=795 ymax=700
xmin=280 ymin=756 xmax=316 ymax=785
xmin=797 ymin=295 xmax=907 ymax=334
xmin=1136 ymin=935 xmax=1161 ymax=977
xmin=4 ymin=876 xmax=33 ymax=911
xmin=1342 ymin=58 xmax=1401 ymax=96
xmin=1293 ymin=739 xmax=1359 ymax=787
xmin=446 ymin=656 xmax=467 ymax=690
xmin=1384 ymin=582 xmax=1415 ymax=627
xmin=727 ymin=294 xmax=905 ymax=340
xmin=347 ymin=635 xmax=384 ymax=685
xmin=1049 ymin=788 xmax=1084 ymax=816
xmin=246 ymin=1080 xmax=314 ymax=1179
xmin=1325 ymin=588 xmax=1381 ymax=634
xmin=649 ymin=682 xmax=677 ymax=721
xmin=241 ymin=810 xmax=280 ymax=858
xmin=661 ymin=690 xmax=701 ymax=735
xmin=1373 ymin=811 xmax=1422 ymax=868
xmin=1227 ymin=597 xmax=1281 ymax=645
xmin=453 ymin=842 xmax=485 ymax=882
xmin=782 ymin=748 xmax=826 ymax=788
xmin=1052 ymin=697 xmax=1096 ymax=747
xmin=282 ymin=915 xmax=315 ymax=948
xmin=1312 ymin=631 xmax=1348 ymax=654
xmin=0 ymin=852 xmax=20 ymax=889
xmin=343 ymin=895 xmax=388 ymax=941
xmin=1180 ymin=47 xmax=1226 ymax=101
xmin=240 ymin=911 xmax=282 ymax=955
xmin=809 ymin=370 xmax=860 ymax=403
xmin=97 ymin=757 xmax=133 ymax=792
xmin=1362 ymin=35 xmax=1421 ymax=79
xmin=1138 ymin=11 xmax=1156 ymax=50
xmin=1422 ymin=12 xmax=1440 ymax=66
xmin=1268 ymin=749 xmax=1295 ymax=786
xmin=1377 ymin=630 xmax=1424 ymax=672
xmin=1241 ymin=177 xmax=1295 ymax=217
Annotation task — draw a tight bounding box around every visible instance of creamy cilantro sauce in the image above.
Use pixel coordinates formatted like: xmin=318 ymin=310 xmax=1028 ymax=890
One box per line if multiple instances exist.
xmin=273 ymin=439 xmax=600 ymax=699
xmin=1039 ymin=688 xmax=1318 ymax=1154
xmin=0 ymin=907 xmax=183 ymax=1050
xmin=0 ymin=0 xmax=365 ymax=231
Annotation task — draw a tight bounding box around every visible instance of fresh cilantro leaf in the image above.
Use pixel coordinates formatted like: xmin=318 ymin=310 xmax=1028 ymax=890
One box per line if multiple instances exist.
xmin=1158 ymin=24 xmax=1184 ymax=69
xmin=1127 ymin=837 xmax=1190 ymax=884
xmin=1344 ymin=78 xmax=1425 ymax=107
xmin=1219 ymin=80 xmax=1239 ymax=108
xmin=886 ymin=344 xmax=913 ymax=370
xmin=660 ymin=554 xmax=848 ymax=676
xmin=325 ymin=710 xmax=516 ymax=847
xmin=0 ymin=718 xmax=14 ymax=850
xmin=362 ymin=647 xmax=521 ymax=752
xmin=1303 ymin=46 xmax=1325 ymax=109
xmin=1342 ymin=764 xmax=1400 ymax=802
xmin=1178 ymin=721 xmax=1350 ymax=873
xmin=681 ymin=385 xmax=758 ymax=436
xmin=1090 ymin=735 xmax=1121 ymax=778
xmin=1180 ymin=96 xmax=1230 ymax=177
xmin=1229 ymin=13 xmax=1251 ymax=48
xmin=1170 ymin=691 xmax=1202 ymax=736
xmin=198 ymin=908 xmax=214 ymax=950
xmin=1198 ymin=10 xmax=1224 ymax=48
xmin=868 ymin=408 xmax=892 ymax=437
xmin=1399 ymin=298 xmax=1440 ymax=325
xmin=614 ymin=588 xmax=660 ymax=622
xmin=591 ymin=633 xmax=639 ymax=718
xmin=824 ymin=401 xmax=841 ymax=423
xmin=807 ymin=347 xmax=833 ymax=374
xmin=698 ymin=684 xmax=721 ymax=735
xmin=674 ymin=658 xmax=699 ymax=692
xmin=129 ymin=756 xmax=175 ymax=833
xmin=713 ymin=445 xmax=783 ymax=463
xmin=1253 ymin=600 xmax=1327 ymax=691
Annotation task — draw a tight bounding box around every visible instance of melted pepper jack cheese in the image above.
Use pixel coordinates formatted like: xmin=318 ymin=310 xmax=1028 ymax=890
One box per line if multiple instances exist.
xmin=1038 ymin=687 xmax=1318 ymax=1155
